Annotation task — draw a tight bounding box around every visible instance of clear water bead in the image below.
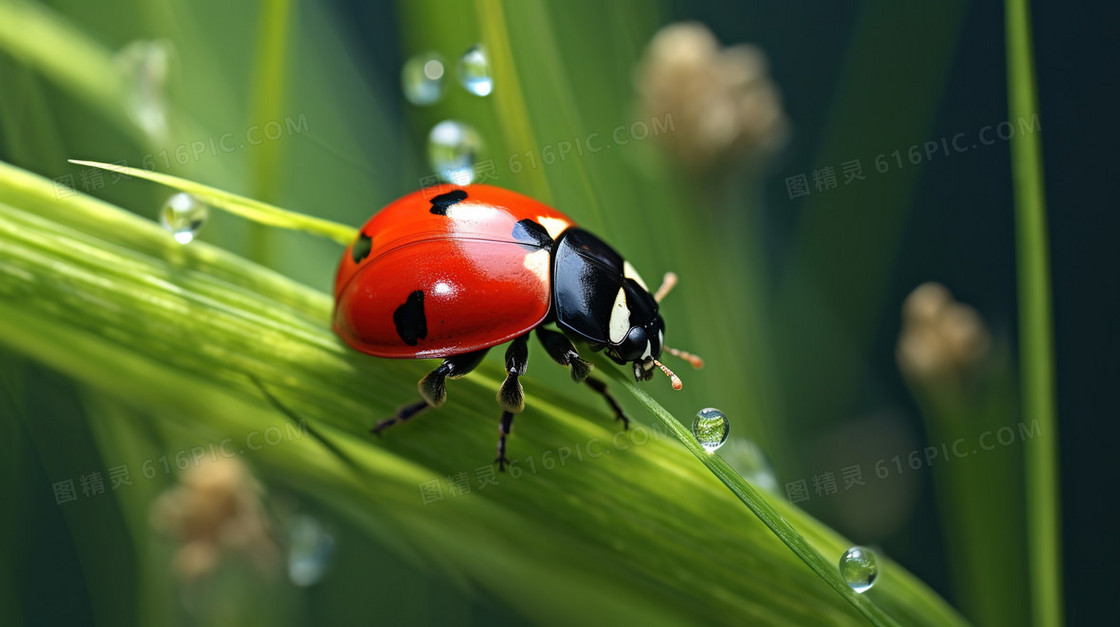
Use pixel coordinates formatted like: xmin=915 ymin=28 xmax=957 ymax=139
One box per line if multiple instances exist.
xmin=159 ymin=192 xmax=208 ymax=244
xmin=428 ymin=120 xmax=483 ymax=185
xmin=401 ymin=52 xmax=446 ymax=105
xmin=839 ymin=546 xmax=879 ymax=593
xmin=457 ymin=45 xmax=493 ymax=96
xmin=691 ymin=407 xmax=730 ymax=452
xmin=288 ymin=514 xmax=334 ymax=587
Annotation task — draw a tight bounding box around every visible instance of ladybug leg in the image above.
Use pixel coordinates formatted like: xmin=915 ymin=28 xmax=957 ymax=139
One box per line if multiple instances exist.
xmin=492 ymin=334 xmax=532 ymax=470
xmin=375 ymin=350 xmax=489 ymax=435
xmin=418 ymin=349 xmax=489 ymax=407
xmin=495 ymin=411 xmax=514 ymax=471
xmin=535 ymin=327 xmax=593 ymax=382
xmin=498 ymin=334 xmax=530 ymax=413
xmin=584 ymin=377 xmax=630 ymax=430
xmin=371 ymin=400 xmax=429 ymax=435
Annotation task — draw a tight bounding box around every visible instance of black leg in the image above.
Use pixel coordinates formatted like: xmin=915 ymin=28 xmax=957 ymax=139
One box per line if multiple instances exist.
xmin=418 ymin=348 xmax=489 ymax=407
xmin=498 ymin=334 xmax=529 ymax=413
xmin=535 ymin=327 xmax=593 ymax=382
xmin=371 ymin=400 xmax=428 ymax=435
xmin=585 ymin=377 xmax=629 ymax=429
xmin=375 ymin=349 xmax=489 ymax=435
xmin=495 ymin=410 xmax=514 ymax=471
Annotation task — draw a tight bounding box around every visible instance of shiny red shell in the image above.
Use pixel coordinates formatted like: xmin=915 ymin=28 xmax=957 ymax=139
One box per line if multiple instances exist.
xmin=333 ymin=185 xmax=576 ymax=359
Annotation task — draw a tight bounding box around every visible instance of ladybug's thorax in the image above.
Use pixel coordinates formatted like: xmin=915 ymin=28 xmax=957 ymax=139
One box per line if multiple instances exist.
xmin=550 ymin=228 xmax=665 ymax=377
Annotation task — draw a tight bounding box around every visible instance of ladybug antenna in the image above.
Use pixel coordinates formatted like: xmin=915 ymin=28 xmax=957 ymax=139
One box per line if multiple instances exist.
xmin=652 ymin=358 xmax=683 ymax=391
xmin=664 ymin=345 xmax=705 ymax=369
xmin=654 ymin=272 xmax=678 ymax=303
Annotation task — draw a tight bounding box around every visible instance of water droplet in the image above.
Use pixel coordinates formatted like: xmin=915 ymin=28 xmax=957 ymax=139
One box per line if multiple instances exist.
xmin=428 ymin=120 xmax=483 ymax=185
xmin=839 ymin=546 xmax=879 ymax=593
xmin=287 ymin=514 xmax=334 ymax=587
xmin=115 ymin=40 xmax=173 ymax=142
xmin=457 ymin=45 xmax=493 ymax=96
xmin=692 ymin=407 xmax=729 ymax=452
xmin=401 ymin=52 xmax=446 ymax=105
xmin=159 ymin=192 xmax=208 ymax=244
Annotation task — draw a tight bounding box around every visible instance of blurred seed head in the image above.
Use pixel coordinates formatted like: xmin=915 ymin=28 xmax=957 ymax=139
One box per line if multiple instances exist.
xmin=151 ymin=457 xmax=277 ymax=580
xmin=897 ymin=282 xmax=991 ymax=381
xmin=636 ymin=22 xmax=788 ymax=173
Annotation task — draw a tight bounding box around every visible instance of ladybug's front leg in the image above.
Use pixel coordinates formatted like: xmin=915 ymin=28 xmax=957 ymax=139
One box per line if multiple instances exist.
xmin=584 ymin=377 xmax=630 ymax=429
xmin=535 ymin=327 xmax=628 ymax=428
xmin=535 ymin=327 xmax=593 ymax=382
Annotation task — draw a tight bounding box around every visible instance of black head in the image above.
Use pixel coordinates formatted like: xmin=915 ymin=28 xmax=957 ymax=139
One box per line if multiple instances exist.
xmin=550 ymin=228 xmax=667 ymax=380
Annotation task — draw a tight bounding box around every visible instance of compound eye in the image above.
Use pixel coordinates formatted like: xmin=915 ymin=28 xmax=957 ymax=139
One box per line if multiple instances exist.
xmin=618 ymin=324 xmax=652 ymax=361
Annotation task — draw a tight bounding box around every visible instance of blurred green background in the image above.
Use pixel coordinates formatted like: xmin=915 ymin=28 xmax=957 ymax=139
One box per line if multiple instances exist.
xmin=0 ymin=0 xmax=1115 ymax=625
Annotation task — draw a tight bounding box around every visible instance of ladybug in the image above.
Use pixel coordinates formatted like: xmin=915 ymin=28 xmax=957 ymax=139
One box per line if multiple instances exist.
xmin=332 ymin=185 xmax=702 ymax=469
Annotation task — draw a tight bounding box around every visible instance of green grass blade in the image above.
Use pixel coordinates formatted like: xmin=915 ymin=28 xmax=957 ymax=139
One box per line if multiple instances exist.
xmin=67 ymin=159 xmax=357 ymax=245
xmin=247 ymin=0 xmax=293 ymax=200
xmin=611 ymin=368 xmax=905 ymax=627
xmin=0 ymin=160 xmax=967 ymax=625
xmin=1005 ymin=1 xmax=1063 ymax=625
xmin=245 ymin=0 xmax=294 ymax=264
xmin=904 ymin=352 xmax=1029 ymax=627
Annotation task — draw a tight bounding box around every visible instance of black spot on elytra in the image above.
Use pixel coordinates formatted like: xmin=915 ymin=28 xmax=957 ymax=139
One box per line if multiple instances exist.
xmin=393 ymin=290 xmax=428 ymax=346
xmin=511 ymin=219 xmax=553 ymax=249
xmin=351 ymin=232 xmax=373 ymax=263
xmin=429 ymin=189 xmax=468 ymax=215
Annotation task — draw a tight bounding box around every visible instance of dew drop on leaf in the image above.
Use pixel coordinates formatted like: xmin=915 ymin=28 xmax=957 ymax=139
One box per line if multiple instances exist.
xmin=159 ymin=192 xmax=208 ymax=244
xmin=401 ymin=52 xmax=446 ymax=105
xmin=691 ymin=407 xmax=729 ymax=452
xmin=457 ymin=45 xmax=493 ymax=97
xmin=839 ymin=546 xmax=879 ymax=593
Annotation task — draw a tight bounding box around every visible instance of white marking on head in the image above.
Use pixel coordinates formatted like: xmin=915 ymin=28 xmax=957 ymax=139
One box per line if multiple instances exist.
xmin=608 ymin=287 xmax=630 ymax=344
xmin=537 ymin=216 xmax=571 ymax=240
xmin=641 ymin=340 xmax=652 ymax=360
xmin=522 ymin=248 xmax=551 ymax=287
xmin=623 ymin=261 xmax=648 ymax=291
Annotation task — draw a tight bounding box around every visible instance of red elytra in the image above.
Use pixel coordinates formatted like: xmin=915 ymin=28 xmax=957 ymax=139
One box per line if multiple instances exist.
xmin=332 ymin=185 xmax=574 ymax=359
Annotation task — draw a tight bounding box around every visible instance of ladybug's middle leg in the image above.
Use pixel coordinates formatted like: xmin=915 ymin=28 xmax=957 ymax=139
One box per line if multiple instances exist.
xmin=372 ymin=349 xmax=488 ymax=434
